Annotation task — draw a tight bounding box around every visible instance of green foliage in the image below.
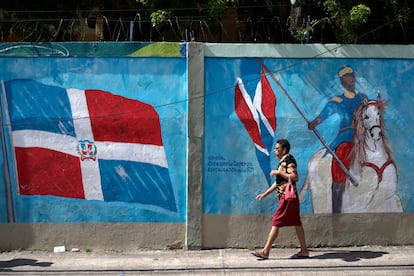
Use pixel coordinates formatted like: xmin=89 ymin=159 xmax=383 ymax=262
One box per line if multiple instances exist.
xmin=321 ymin=0 xmax=340 ymax=17
xmin=138 ymin=0 xmax=149 ymax=7
xmin=150 ymin=10 xmax=169 ymax=29
xmin=207 ymin=0 xmax=238 ymax=17
xmin=349 ymin=4 xmax=371 ymax=25
xmin=313 ymin=1 xmax=372 ymax=43
xmin=207 ymin=0 xmax=228 ymax=18
xmin=335 ymin=4 xmax=371 ymax=43
xmin=137 ymin=0 xmax=238 ymax=29
xmin=293 ymin=18 xmax=317 ymax=43
xmin=386 ymin=0 xmax=411 ymax=23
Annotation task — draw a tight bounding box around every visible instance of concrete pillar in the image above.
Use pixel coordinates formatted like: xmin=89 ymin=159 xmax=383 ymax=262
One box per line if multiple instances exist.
xmin=185 ymin=42 xmax=204 ymax=249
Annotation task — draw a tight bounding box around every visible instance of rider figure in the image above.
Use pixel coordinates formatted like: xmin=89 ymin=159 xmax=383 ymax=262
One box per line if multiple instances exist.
xmin=308 ymin=66 xmax=367 ymax=213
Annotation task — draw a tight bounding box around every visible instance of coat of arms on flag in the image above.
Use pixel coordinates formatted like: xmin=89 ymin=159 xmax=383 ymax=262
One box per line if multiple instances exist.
xmin=2 ymin=79 xmax=177 ymax=212
xmin=234 ymin=67 xmax=277 ymax=185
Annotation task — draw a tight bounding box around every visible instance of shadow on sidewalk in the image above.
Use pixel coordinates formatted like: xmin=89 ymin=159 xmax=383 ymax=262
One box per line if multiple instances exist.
xmin=0 ymin=258 xmax=53 ymax=270
xmin=310 ymin=250 xmax=388 ymax=262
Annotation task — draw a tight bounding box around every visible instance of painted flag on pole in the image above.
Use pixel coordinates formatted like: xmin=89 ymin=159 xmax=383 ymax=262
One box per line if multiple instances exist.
xmin=234 ymin=67 xmax=276 ymax=185
xmin=2 ymin=79 xmax=177 ymax=212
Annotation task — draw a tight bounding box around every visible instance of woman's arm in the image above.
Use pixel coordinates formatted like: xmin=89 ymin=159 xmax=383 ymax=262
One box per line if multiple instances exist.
xmin=270 ymin=169 xmax=298 ymax=182
xmin=256 ymin=183 xmax=277 ymax=200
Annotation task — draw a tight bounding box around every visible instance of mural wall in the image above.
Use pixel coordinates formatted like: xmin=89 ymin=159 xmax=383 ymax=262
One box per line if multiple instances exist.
xmin=204 ymin=57 xmax=414 ymax=215
xmin=0 ymin=42 xmax=413 ymax=245
xmin=0 ymin=43 xmax=188 ymax=223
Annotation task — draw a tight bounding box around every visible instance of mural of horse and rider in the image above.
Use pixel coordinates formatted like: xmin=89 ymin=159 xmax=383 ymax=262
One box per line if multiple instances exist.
xmin=211 ymin=58 xmax=410 ymax=215
xmin=301 ymin=96 xmax=402 ymax=213
xmin=300 ymin=66 xmax=402 ymax=214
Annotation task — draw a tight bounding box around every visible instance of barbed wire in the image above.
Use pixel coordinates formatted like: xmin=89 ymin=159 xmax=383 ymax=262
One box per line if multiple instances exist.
xmin=1 ymin=0 xmax=409 ymax=43
xmin=2 ymin=4 xmax=295 ymax=14
xmin=0 ymin=16 xmax=295 ymax=43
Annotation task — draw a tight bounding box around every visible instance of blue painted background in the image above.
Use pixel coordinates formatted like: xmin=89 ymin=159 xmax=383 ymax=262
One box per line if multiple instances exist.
xmin=203 ymin=57 xmax=414 ymax=214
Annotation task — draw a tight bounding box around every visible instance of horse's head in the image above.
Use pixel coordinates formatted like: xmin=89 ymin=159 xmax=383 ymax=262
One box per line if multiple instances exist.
xmin=353 ymin=97 xmax=389 ymax=162
xmin=354 ymin=97 xmax=387 ymax=141
xmin=363 ymin=100 xmax=383 ymax=141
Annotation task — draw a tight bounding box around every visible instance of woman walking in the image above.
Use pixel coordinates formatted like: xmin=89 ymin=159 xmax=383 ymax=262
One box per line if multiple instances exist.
xmin=251 ymin=139 xmax=309 ymax=260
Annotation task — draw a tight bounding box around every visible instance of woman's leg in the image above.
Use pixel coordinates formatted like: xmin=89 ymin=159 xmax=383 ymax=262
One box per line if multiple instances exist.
xmin=261 ymin=226 xmax=279 ymax=256
xmin=295 ymin=225 xmax=309 ymax=256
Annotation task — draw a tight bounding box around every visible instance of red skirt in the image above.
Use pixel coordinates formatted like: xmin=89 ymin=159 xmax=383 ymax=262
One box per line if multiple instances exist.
xmin=272 ymin=195 xmax=302 ymax=227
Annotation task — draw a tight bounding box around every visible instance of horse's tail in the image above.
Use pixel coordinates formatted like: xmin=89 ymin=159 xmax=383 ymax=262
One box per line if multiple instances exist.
xmin=299 ymin=148 xmax=326 ymax=203
xmin=300 ymin=148 xmax=333 ymax=213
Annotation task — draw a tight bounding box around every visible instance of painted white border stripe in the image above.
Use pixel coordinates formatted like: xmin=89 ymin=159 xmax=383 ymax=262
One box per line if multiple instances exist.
xmin=97 ymin=142 xmax=167 ymax=167
xmin=12 ymin=130 xmax=77 ymax=155
xmin=253 ymin=80 xmax=275 ymax=137
xmin=236 ymin=78 xmax=269 ymax=156
xmin=67 ymin=88 xmax=103 ymax=200
xmin=67 ymin=88 xmax=95 ymax=140
xmin=236 ymin=78 xmax=261 ymax=128
xmin=11 ymin=130 xmax=168 ymax=167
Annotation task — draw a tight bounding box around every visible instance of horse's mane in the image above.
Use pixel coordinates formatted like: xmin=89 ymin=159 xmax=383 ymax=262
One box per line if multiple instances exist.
xmin=352 ymin=97 xmax=392 ymax=165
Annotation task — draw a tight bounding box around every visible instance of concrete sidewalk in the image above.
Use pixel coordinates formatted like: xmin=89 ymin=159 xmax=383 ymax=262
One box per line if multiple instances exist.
xmin=0 ymin=246 xmax=413 ymax=275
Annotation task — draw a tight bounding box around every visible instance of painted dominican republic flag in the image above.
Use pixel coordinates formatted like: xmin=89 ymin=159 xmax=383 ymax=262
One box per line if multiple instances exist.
xmin=234 ymin=67 xmax=276 ymax=185
xmin=2 ymin=79 xmax=176 ymax=212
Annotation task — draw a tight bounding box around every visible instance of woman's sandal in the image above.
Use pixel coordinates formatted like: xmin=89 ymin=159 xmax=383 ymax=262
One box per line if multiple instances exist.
xmin=290 ymin=252 xmax=310 ymax=259
xmin=251 ymin=250 xmax=269 ymax=260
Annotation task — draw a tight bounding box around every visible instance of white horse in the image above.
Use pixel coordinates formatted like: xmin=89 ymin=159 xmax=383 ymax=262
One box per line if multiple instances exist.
xmin=300 ymin=98 xmax=403 ymax=213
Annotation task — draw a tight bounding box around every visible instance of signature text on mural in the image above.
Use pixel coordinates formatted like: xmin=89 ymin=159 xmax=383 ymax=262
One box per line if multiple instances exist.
xmin=207 ymin=155 xmax=254 ymax=173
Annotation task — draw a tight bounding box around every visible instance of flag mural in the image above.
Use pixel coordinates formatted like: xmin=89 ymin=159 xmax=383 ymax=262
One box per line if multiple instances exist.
xmin=234 ymin=68 xmax=276 ymax=185
xmin=3 ymin=79 xmax=177 ymax=212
